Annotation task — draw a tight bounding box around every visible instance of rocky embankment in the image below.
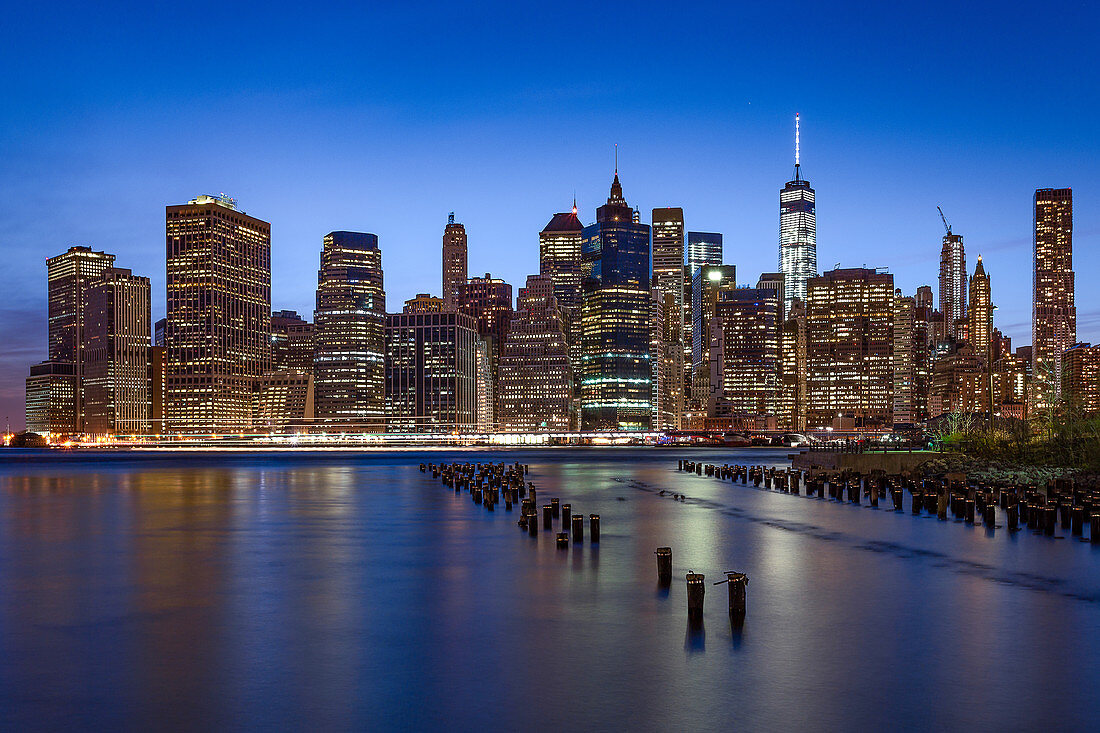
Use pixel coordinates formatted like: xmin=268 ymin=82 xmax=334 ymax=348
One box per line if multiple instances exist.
xmin=915 ymin=453 xmax=1100 ymax=488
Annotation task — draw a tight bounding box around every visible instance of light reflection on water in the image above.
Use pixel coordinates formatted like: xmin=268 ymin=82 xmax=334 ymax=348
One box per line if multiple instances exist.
xmin=1 ymin=447 xmax=1098 ymax=731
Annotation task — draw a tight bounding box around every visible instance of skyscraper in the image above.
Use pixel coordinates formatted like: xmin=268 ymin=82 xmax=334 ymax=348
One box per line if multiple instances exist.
xmin=651 ymin=207 xmax=685 ymax=429
xmin=968 ymin=256 xmax=992 ymax=359
xmin=756 ymin=273 xmax=786 ymax=314
xmin=779 ymin=114 xmax=817 ymax=312
xmin=166 ymin=194 xmax=271 ymax=433
xmin=385 ymin=307 xmax=480 ymax=433
xmin=892 ymin=290 xmax=918 ymax=426
xmin=691 ymin=264 xmax=736 ymax=410
xmin=313 ymin=231 xmax=386 ymax=430
xmin=24 ymin=362 xmax=76 ymax=437
xmin=442 ymin=213 xmax=468 ymax=312
xmin=712 ymin=287 xmax=782 ymax=418
xmin=84 ymin=268 xmax=151 ymax=436
xmin=44 ymin=246 xmax=116 ymax=431
xmin=498 ymin=275 xmax=572 ymax=432
xmin=458 ymin=273 xmax=513 ymax=424
xmin=938 ymin=222 xmax=967 ymax=339
xmin=1032 ymin=187 xmax=1075 ymax=402
xmin=686 ymin=231 xmax=722 ymax=275
xmin=271 ymin=309 xmax=315 ymax=374
xmin=539 ymin=202 xmax=584 ymax=311
xmin=1062 ymin=343 xmax=1100 ymax=414
xmin=652 ymin=208 xmax=685 ymax=297
xmin=579 ymin=168 xmax=652 ymax=431
xmin=650 ymin=288 xmax=682 ymax=431
xmin=806 ymin=268 xmax=894 ymax=430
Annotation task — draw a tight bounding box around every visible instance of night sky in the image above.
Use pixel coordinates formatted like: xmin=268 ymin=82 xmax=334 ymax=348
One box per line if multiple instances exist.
xmin=1 ymin=1 xmax=1097 ymax=429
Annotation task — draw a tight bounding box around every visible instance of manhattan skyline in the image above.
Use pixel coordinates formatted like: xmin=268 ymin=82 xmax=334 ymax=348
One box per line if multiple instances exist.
xmin=1 ymin=2 xmax=1098 ymax=430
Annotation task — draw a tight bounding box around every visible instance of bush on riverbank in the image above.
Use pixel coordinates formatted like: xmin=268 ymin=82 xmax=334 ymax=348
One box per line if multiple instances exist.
xmin=921 ymin=407 xmax=1100 ymax=486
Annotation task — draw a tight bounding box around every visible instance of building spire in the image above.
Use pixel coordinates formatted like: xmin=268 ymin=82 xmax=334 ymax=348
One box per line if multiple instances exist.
xmin=794 ymin=113 xmax=801 ymax=181
xmin=608 ymin=145 xmax=625 ymax=206
xmin=572 ymin=191 xmax=577 ymax=215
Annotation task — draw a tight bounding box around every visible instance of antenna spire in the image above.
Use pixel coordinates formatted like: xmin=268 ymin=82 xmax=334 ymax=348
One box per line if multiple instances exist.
xmin=795 ymin=113 xmax=800 ymax=167
xmin=614 ymin=143 xmax=618 ymax=175
xmin=572 ymin=190 xmax=577 ymax=215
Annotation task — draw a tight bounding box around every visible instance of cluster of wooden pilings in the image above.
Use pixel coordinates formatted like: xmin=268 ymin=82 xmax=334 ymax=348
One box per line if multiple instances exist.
xmin=419 ymin=461 xmax=599 ymax=547
xmin=676 ymin=459 xmax=1100 ymax=541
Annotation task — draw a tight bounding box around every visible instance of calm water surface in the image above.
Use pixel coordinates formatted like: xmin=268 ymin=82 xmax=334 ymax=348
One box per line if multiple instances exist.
xmin=1 ymin=447 xmax=1098 ymax=731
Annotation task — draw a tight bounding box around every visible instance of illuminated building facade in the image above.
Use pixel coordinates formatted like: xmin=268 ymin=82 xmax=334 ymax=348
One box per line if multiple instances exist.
xmin=149 ymin=345 xmax=166 ymax=435
xmin=968 ymin=256 xmax=992 ymax=359
xmin=84 ymin=268 xmax=151 ymax=436
xmin=498 ymin=275 xmax=572 ymax=432
xmin=757 ymin=273 xmax=786 ymax=320
xmin=384 ymin=309 xmax=479 ymax=433
xmin=929 ymin=342 xmax=984 ymax=417
xmin=45 ymin=246 xmax=116 ymax=431
xmin=650 ymin=288 xmax=682 ymax=430
xmin=272 ymin=309 xmax=315 ymax=374
xmin=458 ymin=274 xmax=513 ymax=426
xmin=442 ymin=213 xmax=467 ymax=312
xmin=313 ymin=231 xmax=386 ymax=430
xmin=166 ymin=194 xmax=271 ymax=433
xmin=1062 ymin=343 xmax=1100 ymax=415
xmin=713 ymin=288 xmax=781 ymax=417
xmin=691 ymin=264 xmax=736 ymax=409
xmin=892 ymin=291 xmax=920 ymax=426
xmin=686 ymin=231 xmax=722 ymax=276
xmin=539 ymin=204 xmax=584 ymax=311
xmin=939 ymin=231 xmax=966 ymax=338
xmin=404 ymin=293 xmax=444 ymax=314
xmin=253 ymin=372 xmax=314 ymax=431
xmin=806 ymin=268 xmax=894 ymax=429
xmin=1032 ymin=187 xmax=1075 ymax=403
xmin=579 ymin=170 xmax=652 ymax=431
xmin=779 ymin=115 xmax=816 ymax=313
xmin=475 ymin=339 xmax=493 ymax=432
xmin=651 ymin=207 xmax=685 ymax=429
xmin=25 ymin=361 xmax=76 ymax=436
xmin=779 ymin=299 xmax=806 ymax=430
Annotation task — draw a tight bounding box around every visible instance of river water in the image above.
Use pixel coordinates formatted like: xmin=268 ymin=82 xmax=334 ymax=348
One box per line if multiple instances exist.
xmin=1 ymin=447 xmax=1097 ymax=731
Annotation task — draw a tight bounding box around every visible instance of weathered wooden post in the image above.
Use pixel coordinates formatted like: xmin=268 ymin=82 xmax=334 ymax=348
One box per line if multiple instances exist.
xmin=655 ymin=547 xmax=673 ymax=586
xmin=686 ymin=572 xmax=705 ymax=626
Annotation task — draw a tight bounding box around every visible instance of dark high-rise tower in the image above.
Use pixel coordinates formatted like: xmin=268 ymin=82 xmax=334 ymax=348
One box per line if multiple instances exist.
xmin=45 ymin=246 xmax=116 ymax=431
xmin=1033 ymin=187 xmax=1075 ymax=402
xmin=313 ymin=231 xmax=386 ymax=429
xmin=779 ymin=114 xmax=817 ymax=312
xmin=442 ymin=213 xmax=467 ymax=312
xmin=166 ymin=194 xmax=271 ymax=433
xmin=579 ymin=165 xmax=652 ymax=430
xmin=686 ymin=231 xmax=722 ymax=275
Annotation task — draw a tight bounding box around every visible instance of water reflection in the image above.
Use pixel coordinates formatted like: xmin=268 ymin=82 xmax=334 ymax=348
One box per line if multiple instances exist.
xmin=0 ymin=448 xmax=1098 ymax=730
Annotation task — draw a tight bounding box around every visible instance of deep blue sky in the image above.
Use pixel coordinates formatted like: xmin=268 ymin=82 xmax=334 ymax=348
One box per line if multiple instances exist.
xmin=1 ymin=1 xmax=1098 ymax=429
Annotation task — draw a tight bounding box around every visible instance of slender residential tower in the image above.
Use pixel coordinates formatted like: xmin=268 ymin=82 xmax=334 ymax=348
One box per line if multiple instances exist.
xmin=938 ymin=208 xmax=966 ymax=338
xmin=442 ymin=213 xmax=467 ymax=312
xmin=779 ymin=114 xmax=817 ymax=312
xmin=1032 ymin=187 xmax=1075 ymax=402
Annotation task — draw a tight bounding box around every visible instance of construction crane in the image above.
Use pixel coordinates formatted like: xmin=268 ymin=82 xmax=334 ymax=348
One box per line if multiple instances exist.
xmin=937 ymin=206 xmax=952 ymax=235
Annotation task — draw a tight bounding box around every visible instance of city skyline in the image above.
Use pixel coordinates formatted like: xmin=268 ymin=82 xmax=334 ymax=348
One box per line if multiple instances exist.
xmin=2 ymin=3 xmax=1099 ymax=429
